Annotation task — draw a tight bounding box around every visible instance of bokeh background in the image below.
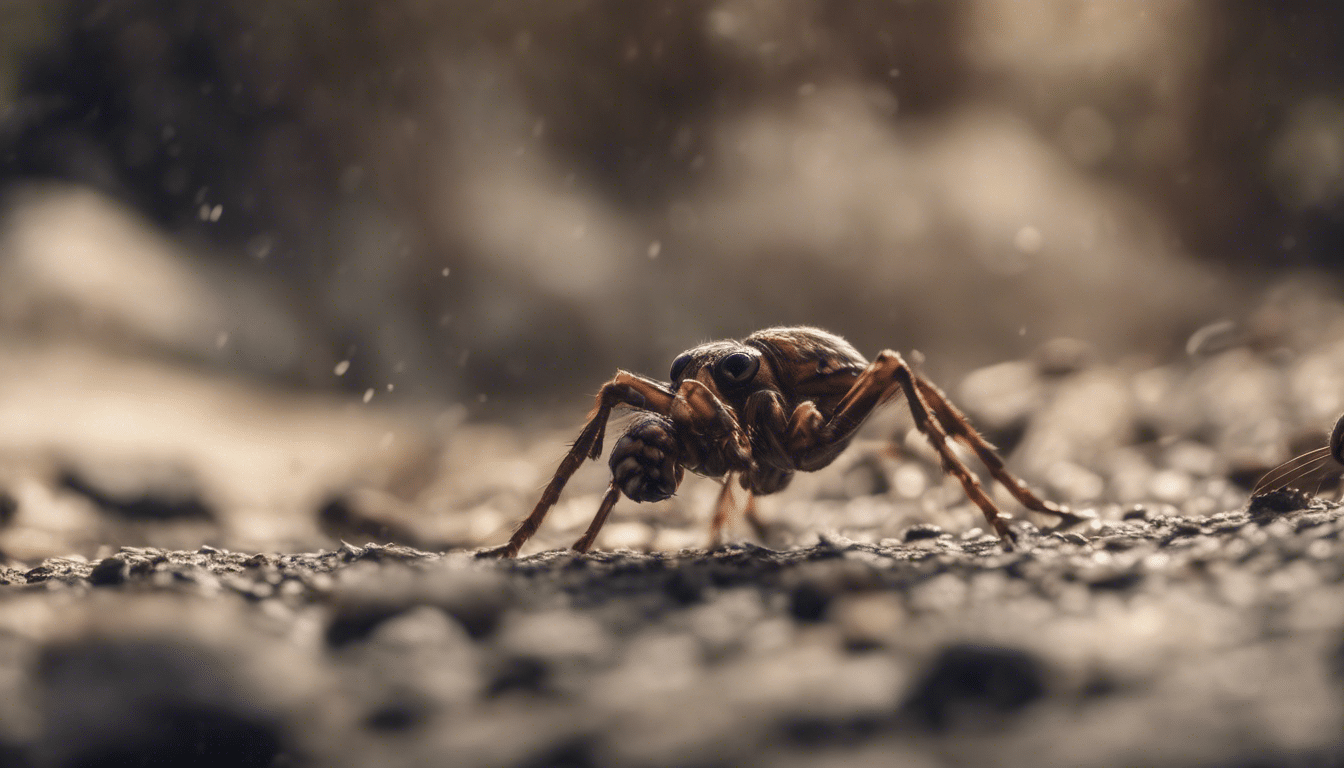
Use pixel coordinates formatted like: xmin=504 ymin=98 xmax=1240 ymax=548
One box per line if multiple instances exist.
xmin=2 ymin=0 xmax=1344 ymax=558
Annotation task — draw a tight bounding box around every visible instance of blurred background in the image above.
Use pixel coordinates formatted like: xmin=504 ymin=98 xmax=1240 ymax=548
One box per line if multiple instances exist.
xmin=1 ymin=0 xmax=1344 ymax=558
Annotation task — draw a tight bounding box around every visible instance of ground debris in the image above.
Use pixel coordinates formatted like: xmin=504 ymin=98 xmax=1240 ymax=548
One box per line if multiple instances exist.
xmin=2 ymin=505 xmax=1343 ymax=766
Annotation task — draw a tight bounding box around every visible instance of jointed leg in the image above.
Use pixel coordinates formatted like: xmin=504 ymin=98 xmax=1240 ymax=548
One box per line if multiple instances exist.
xmin=572 ymin=482 xmax=622 ymax=553
xmin=708 ymin=475 xmax=738 ymax=547
xmin=483 ymin=372 xmax=675 ymax=558
xmin=784 ymin=351 xmax=1025 ymax=545
xmin=742 ymin=493 xmax=769 ymax=542
xmin=673 ymin=379 xmax=753 ymax=470
xmin=880 ymin=356 xmax=1019 ymax=543
xmin=914 ymin=377 xmax=1084 ymax=526
xmin=706 ymin=474 xmax=766 ymax=547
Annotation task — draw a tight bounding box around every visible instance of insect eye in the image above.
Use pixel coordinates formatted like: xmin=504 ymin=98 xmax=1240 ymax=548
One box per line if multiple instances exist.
xmin=669 ymin=352 xmax=693 ymax=383
xmin=716 ymin=352 xmax=759 ymax=385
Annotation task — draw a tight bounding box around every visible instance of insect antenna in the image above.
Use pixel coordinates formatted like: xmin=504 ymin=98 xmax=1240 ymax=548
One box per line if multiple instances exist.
xmin=1251 ymin=446 xmax=1334 ymax=495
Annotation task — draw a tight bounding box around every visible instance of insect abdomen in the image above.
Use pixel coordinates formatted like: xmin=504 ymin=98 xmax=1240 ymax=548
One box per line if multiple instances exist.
xmin=609 ymin=413 xmax=685 ymax=502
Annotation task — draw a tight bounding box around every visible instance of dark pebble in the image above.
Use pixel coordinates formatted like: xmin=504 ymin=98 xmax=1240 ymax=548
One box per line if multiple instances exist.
xmin=788 ymin=581 xmax=833 ymax=623
xmin=778 ymin=713 xmax=884 ymax=747
xmin=88 ymin=556 xmax=130 ymax=586
xmin=57 ymin=467 xmax=214 ymax=521
xmin=486 ymin=655 xmax=551 ymax=697
xmin=364 ymin=700 xmax=427 ymax=732
xmin=1088 ymin=570 xmax=1144 ymax=592
xmin=901 ymin=644 xmax=1048 ymax=731
xmin=0 ymin=741 xmax=29 ymax=768
xmin=37 ymin=639 xmax=286 ymax=768
xmin=904 ymin=523 xmax=945 ymax=542
xmin=326 ymin=603 xmax=409 ymax=648
xmin=663 ymin=568 xmax=706 ymax=605
xmin=514 ymin=735 xmax=599 ymax=768
xmin=0 ymin=490 xmax=16 ymax=527
xmin=1248 ymin=488 xmax=1312 ymax=516
xmin=1121 ymin=505 xmax=1150 ymax=521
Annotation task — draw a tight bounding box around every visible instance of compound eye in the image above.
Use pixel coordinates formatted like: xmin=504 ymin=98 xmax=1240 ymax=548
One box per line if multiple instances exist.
xmin=669 ymin=352 xmax=693 ymax=383
xmin=716 ymin=352 xmax=759 ymax=386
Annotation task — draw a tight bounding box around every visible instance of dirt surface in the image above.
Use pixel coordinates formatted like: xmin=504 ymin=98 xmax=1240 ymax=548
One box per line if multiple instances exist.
xmin=6 ymin=285 xmax=1344 ymax=767
xmin=4 ymin=5 xmax=1344 ymax=766
xmin=1 ymin=503 xmax=1343 ymax=767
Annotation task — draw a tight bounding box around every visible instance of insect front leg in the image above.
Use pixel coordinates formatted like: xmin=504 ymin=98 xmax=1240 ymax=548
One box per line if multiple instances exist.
xmin=671 ymin=379 xmax=753 ymax=471
xmin=707 ymin=474 xmax=741 ymax=548
xmin=482 ymin=372 xmax=676 ymax=558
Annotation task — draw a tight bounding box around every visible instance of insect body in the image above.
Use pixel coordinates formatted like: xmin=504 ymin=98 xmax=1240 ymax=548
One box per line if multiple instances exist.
xmin=486 ymin=327 xmax=1081 ymax=557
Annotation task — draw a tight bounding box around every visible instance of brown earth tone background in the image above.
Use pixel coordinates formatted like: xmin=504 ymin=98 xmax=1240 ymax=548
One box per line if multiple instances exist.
xmin=3 ymin=2 xmax=1344 ymax=766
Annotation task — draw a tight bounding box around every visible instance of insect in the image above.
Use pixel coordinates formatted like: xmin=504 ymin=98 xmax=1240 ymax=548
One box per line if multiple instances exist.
xmin=483 ymin=327 xmax=1082 ymax=558
xmin=1250 ymin=412 xmax=1344 ymax=500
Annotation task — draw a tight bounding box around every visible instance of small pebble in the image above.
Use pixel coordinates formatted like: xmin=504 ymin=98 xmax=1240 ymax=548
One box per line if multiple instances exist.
xmin=903 ymin=523 xmax=945 ymax=542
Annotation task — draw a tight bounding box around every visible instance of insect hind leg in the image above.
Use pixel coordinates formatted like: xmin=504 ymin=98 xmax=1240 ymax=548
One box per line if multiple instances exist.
xmin=914 ymin=376 xmax=1087 ymax=528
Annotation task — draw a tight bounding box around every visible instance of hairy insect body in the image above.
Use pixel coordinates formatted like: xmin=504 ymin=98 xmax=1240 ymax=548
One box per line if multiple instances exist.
xmin=486 ymin=326 xmax=1080 ymax=557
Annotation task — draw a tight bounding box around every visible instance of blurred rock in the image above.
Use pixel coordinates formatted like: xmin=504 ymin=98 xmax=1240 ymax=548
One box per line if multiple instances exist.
xmin=36 ymin=638 xmax=290 ymax=768
xmin=900 ymin=644 xmax=1048 ymax=731
xmin=317 ymin=492 xmax=428 ymax=550
xmin=56 ymin=460 xmax=213 ymax=522
xmin=0 ymin=186 xmax=320 ymax=381
xmin=0 ymin=489 xmax=15 ymax=528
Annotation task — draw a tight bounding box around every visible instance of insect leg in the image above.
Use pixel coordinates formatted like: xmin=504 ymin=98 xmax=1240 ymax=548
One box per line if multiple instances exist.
xmin=742 ymin=492 xmax=768 ymax=542
xmin=483 ymin=372 xmax=675 ymax=558
xmin=708 ymin=474 xmax=738 ymax=547
xmin=672 ymin=379 xmax=753 ymax=470
xmin=571 ymin=481 xmax=622 ymax=553
xmin=914 ymin=376 xmax=1085 ymax=526
xmin=787 ymin=351 xmax=1020 ymax=545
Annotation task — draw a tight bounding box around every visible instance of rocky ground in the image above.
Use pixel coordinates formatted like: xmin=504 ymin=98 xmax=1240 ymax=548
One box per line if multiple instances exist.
xmin=1 ymin=502 xmax=1343 ymax=767
xmin=5 ymin=283 xmax=1344 ymax=767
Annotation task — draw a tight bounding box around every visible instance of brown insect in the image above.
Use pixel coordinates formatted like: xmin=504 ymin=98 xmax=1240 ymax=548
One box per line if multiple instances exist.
xmin=484 ymin=327 xmax=1082 ymax=558
xmin=1251 ymin=413 xmax=1344 ymax=499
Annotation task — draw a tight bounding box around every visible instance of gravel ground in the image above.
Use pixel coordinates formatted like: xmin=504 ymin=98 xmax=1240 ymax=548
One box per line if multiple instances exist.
xmin=6 ymin=285 xmax=1344 ymax=767
xmin=2 ymin=501 xmax=1344 ymax=767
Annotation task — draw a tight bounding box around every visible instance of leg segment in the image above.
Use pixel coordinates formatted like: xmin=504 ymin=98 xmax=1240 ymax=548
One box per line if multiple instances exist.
xmin=671 ymin=379 xmax=754 ymax=473
xmin=781 ymin=351 xmax=1027 ymax=545
xmin=742 ymin=493 xmax=769 ymax=543
xmin=708 ymin=475 xmax=737 ymax=548
xmin=483 ymin=372 xmax=675 ymax=558
xmin=880 ymin=355 xmax=1019 ymax=543
xmin=914 ymin=377 xmax=1083 ymax=525
xmin=572 ymin=481 xmax=622 ymax=553
xmin=706 ymin=474 xmax=766 ymax=548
